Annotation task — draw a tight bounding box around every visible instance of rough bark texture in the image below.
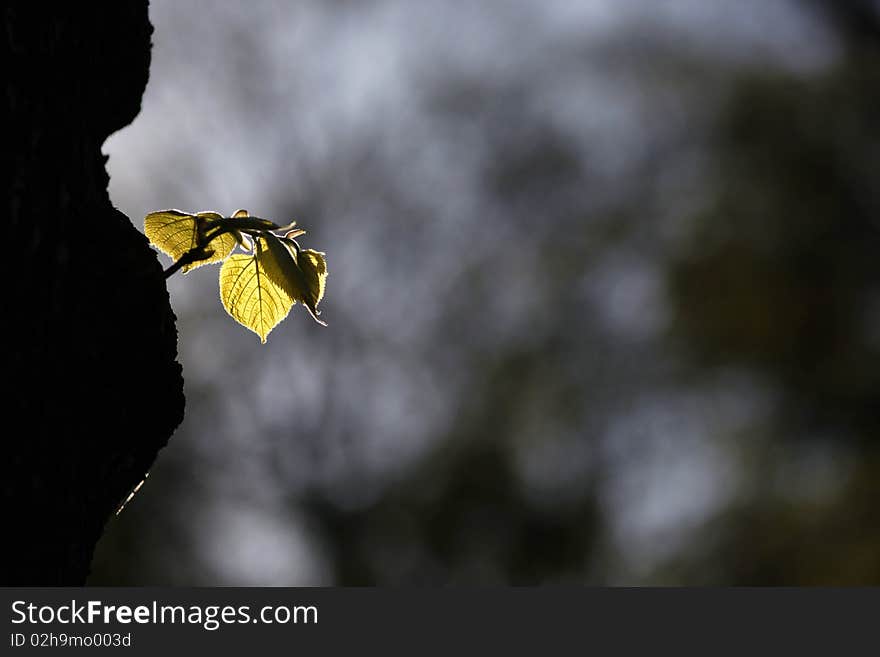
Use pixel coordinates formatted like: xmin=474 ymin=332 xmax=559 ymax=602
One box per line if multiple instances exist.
xmin=2 ymin=3 xmax=184 ymax=584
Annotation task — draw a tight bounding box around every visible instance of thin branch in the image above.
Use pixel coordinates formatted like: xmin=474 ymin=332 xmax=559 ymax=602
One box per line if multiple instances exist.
xmin=164 ymin=247 xmax=215 ymax=278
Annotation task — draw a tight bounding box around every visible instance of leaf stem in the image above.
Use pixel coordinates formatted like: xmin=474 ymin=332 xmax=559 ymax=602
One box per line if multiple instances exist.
xmin=163 ymin=225 xmax=291 ymax=278
xmin=164 ymin=246 xmax=215 ymax=278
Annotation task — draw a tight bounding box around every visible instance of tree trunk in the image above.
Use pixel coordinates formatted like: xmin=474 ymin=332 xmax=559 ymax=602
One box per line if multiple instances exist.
xmin=1 ymin=3 xmax=184 ymax=584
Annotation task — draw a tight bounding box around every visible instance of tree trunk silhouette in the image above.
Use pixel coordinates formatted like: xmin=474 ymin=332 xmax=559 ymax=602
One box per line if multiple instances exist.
xmin=2 ymin=3 xmax=184 ymax=584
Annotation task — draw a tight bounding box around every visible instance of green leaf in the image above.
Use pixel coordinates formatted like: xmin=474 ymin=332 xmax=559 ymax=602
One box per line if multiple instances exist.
xmin=219 ymin=240 xmax=294 ymax=343
xmin=260 ymin=234 xmax=328 ymax=326
xmin=298 ymin=248 xmax=328 ymax=315
xmin=144 ymin=209 xmax=236 ymax=273
xmin=144 ymin=209 xmax=197 ymax=258
xmin=148 ymin=207 xmax=328 ymax=340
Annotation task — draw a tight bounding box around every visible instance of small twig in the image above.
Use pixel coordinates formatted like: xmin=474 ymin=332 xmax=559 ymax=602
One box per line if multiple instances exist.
xmin=164 ymin=247 xmax=215 ymax=278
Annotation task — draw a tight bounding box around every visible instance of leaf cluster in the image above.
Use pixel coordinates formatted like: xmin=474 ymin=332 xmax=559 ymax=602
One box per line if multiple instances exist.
xmin=145 ymin=209 xmax=328 ymax=342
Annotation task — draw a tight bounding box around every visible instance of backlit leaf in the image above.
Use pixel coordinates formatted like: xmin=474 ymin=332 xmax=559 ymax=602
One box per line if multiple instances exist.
xmin=298 ymin=249 xmax=328 ymax=315
xmin=219 ymin=241 xmax=294 ymax=343
xmin=147 ymin=207 xmax=329 ymax=340
xmin=261 ymin=234 xmax=328 ymax=325
xmin=144 ymin=210 xmax=197 ymax=258
xmin=260 ymin=233 xmax=307 ymax=291
xmin=144 ymin=209 xmax=236 ymax=273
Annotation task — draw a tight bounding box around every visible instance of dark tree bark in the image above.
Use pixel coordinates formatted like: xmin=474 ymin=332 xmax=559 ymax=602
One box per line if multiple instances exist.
xmin=2 ymin=3 xmax=184 ymax=584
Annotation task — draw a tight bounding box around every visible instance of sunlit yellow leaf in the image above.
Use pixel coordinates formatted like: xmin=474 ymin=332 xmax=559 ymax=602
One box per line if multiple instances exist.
xmin=260 ymin=233 xmax=305 ymax=287
xmin=144 ymin=210 xmax=197 ymax=258
xmin=219 ymin=242 xmax=294 ymax=343
xmin=144 ymin=209 xmax=236 ymax=273
xmin=147 ymin=206 xmax=329 ymax=339
xmin=298 ymin=249 xmax=328 ymax=312
xmin=260 ymin=234 xmax=328 ymax=326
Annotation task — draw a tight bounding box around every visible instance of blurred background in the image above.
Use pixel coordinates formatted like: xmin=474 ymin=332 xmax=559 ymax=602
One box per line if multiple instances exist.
xmin=90 ymin=0 xmax=880 ymax=585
